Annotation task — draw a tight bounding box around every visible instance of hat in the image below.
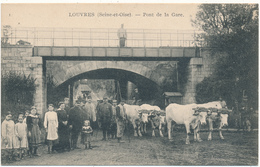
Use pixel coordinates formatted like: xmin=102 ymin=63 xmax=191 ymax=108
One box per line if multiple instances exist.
xmin=7 ymin=111 xmax=12 ymax=115
xmin=58 ymin=101 xmax=65 ymax=106
xmin=48 ymin=104 xmax=54 ymax=107
xmin=31 ymin=106 xmax=36 ymax=109
xmin=112 ymin=100 xmax=117 ymax=103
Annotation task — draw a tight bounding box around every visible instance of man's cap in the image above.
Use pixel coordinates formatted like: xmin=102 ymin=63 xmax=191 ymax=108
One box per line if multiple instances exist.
xmin=112 ymin=100 xmax=117 ymax=103
xmin=48 ymin=104 xmax=54 ymax=107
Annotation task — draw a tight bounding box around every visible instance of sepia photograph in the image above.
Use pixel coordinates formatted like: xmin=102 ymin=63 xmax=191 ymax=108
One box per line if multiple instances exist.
xmin=1 ymin=3 xmax=259 ymax=166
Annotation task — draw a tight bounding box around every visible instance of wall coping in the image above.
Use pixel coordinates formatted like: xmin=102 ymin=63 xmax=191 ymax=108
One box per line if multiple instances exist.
xmin=1 ymin=44 xmax=33 ymax=48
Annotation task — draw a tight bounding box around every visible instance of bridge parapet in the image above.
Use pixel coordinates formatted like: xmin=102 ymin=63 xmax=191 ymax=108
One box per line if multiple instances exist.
xmin=33 ymin=46 xmax=197 ymax=58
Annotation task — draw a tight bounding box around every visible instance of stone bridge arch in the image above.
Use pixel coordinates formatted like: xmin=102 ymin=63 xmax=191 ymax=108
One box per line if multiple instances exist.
xmin=51 ymin=61 xmax=165 ymax=88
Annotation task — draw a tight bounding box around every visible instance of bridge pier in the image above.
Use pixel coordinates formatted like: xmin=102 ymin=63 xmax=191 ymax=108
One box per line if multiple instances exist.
xmin=1 ymin=45 xmax=46 ymax=117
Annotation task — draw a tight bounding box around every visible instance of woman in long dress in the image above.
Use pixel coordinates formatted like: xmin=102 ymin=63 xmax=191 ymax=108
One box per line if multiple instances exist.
xmin=56 ymin=102 xmax=70 ymax=152
xmin=44 ymin=104 xmax=58 ymax=154
xmin=27 ymin=106 xmax=42 ymax=156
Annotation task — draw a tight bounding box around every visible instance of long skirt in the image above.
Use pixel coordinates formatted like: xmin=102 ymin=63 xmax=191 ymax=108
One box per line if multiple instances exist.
xmin=29 ymin=125 xmax=41 ymax=148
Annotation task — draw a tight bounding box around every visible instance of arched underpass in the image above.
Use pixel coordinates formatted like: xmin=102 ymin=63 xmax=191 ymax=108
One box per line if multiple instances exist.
xmin=55 ymin=68 xmax=165 ymax=108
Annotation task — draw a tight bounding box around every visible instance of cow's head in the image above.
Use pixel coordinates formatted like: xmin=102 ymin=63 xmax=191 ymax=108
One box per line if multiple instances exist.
xmin=218 ymin=109 xmax=231 ymax=127
xmin=219 ymin=113 xmax=229 ymax=127
xmin=141 ymin=113 xmax=149 ymax=123
xmin=198 ymin=111 xmax=208 ymax=125
xmin=193 ymin=107 xmax=208 ymax=125
xmin=159 ymin=115 xmax=166 ymax=124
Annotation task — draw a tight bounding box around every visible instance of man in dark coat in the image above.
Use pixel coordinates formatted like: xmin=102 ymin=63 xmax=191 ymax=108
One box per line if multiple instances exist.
xmin=68 ymin=100 xmax=83 ymax=149
xmin=97 ymin=97 xmax=113 ymax=141
xmin=131 ymin=88 xmax=141 ymax=105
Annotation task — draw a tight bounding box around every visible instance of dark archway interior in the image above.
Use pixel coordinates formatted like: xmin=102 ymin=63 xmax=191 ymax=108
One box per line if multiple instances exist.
xmin=59 ymin=68 xmax=163 ymax=104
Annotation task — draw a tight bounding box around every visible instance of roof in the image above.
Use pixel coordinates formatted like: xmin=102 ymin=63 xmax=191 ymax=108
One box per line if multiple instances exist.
xmin=163 ymin=92 xmax=182 ymax=97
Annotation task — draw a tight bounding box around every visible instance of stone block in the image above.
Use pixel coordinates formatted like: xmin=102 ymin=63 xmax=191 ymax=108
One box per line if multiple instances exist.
xmin=190 ymin=58 xmax=203 ymax=65
xmin=171 ymin=48 xmax=183 ymax=57
xmin=95 ymin=61 xmax=107 ymax=69
xmin=146 ymin=48 xmax=158 ymax=57
xmin=184 ymin=48 xmax=196 ymax=57
xmin=66 ymin=48 xmax=79 ymax=56
xmin=37 ymin=47 xmax=52 ymax=56
xmin=159 ymin=48 xmax=171 ymax=57
xmin=120 ymin=48 xmax=132 ymax=57
xmin=80 ymin=48 xmax=92 ymax=56
xmin=107 ymin=48 xmax=119 ymax=57
xmin=53 ymin=48 xmax=65 ymax=56
xmin=93 ymin=48 xmax=106 ymax=57
xmin=133 ymin=48 xmax=145 ymax=57
xmin=31 ymin=57 xmax=43 ymax=64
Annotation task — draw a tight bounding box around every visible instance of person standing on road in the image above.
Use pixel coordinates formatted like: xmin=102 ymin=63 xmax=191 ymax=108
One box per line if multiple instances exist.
xmin=27 ymin=106 xmax=42 ymax=156
xmin=84 ymin=98 xmax=97 ymax=128
xmin=97 ymin=97 xmax=113 ymax=141
xmin=56 ymin=102 xmax=70 ymax=152
xmin=44 ymin=104 xmax=59 ymax=154
xmin=68 ymin=100 xmax=83 ymax=150
xmin=116 ymin=100 xmax=127 ymax=143
xmin=1 ymin=111 xmax=16 ymax=163
xmin=110 ymin=100 xmax=118 ymax=139
xmin=117 ymin=24 xmax=127 ymax=47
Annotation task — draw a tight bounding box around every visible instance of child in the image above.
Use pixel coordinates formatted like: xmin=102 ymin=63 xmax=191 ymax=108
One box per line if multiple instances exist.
xmin=44 ymin=104 xmax=58 ymax=154
xmin=15 ymin=115 xmax=28 ymax=160
xmin=1 ymin=111 xmax=16 ymax=163
xmin=82 ymin=120 xmax=93 ymax=149
xmin=27 ymin=106 xmax=42 ymax=157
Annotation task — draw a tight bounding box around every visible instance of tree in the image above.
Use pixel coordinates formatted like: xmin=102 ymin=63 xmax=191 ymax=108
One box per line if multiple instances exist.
xmin=192 ymin=4 xmax=258 ymax=108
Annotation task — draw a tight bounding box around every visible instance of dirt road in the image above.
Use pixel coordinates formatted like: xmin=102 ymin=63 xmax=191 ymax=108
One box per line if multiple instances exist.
xmin=4 ymin=130 xmax=258 ymax=166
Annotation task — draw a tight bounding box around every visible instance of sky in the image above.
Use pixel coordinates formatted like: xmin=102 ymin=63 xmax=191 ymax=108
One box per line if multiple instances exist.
xmin=1 ymin=4 xmax=200 ymax=30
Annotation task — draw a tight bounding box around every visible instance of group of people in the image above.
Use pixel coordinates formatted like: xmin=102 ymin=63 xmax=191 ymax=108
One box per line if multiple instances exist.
xmin=1 ymin=96 xmax=128 ymax=163
xmin=1 ymin=106 xmax=43 ymax=163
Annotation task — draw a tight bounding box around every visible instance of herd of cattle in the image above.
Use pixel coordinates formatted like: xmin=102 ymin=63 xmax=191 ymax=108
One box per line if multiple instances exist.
xmin=124 ymin=101 xmax=231 ymax=144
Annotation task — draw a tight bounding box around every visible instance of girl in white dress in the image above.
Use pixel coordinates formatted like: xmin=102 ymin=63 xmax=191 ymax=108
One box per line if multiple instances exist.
xmin=1 ymin=111 xmax=17 ymax=163
xmin=44 ymin=104 xmax=58 ymax=154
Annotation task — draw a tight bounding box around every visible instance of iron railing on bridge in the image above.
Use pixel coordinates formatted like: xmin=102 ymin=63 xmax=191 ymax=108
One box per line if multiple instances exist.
xmin=2 ymin=27 xmax=206 ymax=47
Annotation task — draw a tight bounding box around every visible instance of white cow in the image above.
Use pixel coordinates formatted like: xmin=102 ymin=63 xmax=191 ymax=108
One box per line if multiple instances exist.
xmin=140 ymin=104 xmax=161 ymax=134
xmin=124 ymin=104 xmax=143 ymax=137
xmin=196 ymin=101 xmax=230 ymax=140
xmin=207 ymin=107 xmax=230 ymax=140
xmin=166 ymin=103 xmax=209 ymax=144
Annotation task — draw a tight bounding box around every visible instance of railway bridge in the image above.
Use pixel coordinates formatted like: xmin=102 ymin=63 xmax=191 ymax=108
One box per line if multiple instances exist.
xmin=1 ymin=27 xmax=217 ymax=115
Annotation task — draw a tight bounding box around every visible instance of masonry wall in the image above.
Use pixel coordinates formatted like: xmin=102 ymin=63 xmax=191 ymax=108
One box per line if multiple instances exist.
xmin=1 ymin=45 xmax=45 ymax=116
xmin=182 ymin=48 xmax=219 ymax=104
